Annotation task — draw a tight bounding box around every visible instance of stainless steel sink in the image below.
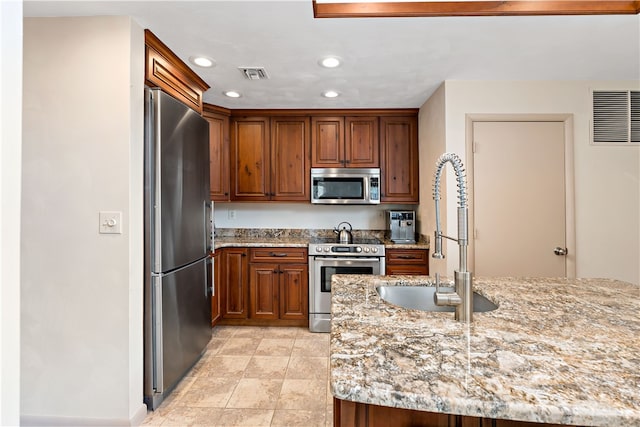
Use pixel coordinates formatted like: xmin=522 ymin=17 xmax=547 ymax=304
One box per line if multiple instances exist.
xmin=375 ymin=285 xmax=498 ymax=313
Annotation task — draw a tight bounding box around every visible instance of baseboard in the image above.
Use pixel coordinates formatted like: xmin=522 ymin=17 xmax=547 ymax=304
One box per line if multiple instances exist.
xmin=21 ymin=404 xmax=148 ymax=427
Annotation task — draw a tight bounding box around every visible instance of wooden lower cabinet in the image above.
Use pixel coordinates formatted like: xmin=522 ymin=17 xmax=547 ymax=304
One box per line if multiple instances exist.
xmin=220 ymin=247 xmax=249 ymax=319
xmin=385 ymin=248 xmax=429 ymax=276
xmin=334 ymin=398 xmax=567 ymax=427
xmin=211 ymin=251 xmax=222 ymax=326
xmin=218 ymin=247 xmax=308 ymax=326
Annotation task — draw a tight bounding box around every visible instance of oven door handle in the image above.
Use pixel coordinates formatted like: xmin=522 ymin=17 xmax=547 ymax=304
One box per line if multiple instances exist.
xmin=312 ymin=257 xmax=382 ymax=263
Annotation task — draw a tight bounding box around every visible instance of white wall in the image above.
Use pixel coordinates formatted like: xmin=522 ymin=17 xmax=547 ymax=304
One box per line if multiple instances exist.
xmin=214 ymin=202 xmax=414 ymax=231
xmin=417 ymin=83 xmax=447 ymax=277
xmin=423 ymin=80 xmax=640 ymax=285
xmin=1 ymin=1 xmax=23 ymax=425
xmin=21 ymin=16 xmax=146 ymax=425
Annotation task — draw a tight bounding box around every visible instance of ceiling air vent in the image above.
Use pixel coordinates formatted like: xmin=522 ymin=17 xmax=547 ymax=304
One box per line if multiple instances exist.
xmin=592 ymin=90 xmax=640 ymax=145
xmin=239 ymin=67 xmax=269 ymax=80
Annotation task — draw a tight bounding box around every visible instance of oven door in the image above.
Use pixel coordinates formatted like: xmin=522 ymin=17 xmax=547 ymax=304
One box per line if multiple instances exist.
xmin=309 ymin=257 xmax=382 ymax=316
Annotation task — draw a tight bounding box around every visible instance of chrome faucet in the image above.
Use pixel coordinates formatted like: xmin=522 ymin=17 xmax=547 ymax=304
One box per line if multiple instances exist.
xmin=432 ymin=153 xmax=473 ymax=322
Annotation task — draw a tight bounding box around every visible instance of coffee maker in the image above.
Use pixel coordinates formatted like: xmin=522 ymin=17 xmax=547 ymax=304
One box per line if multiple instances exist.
xmin=387 ymin=210 xmax=416 ymax=243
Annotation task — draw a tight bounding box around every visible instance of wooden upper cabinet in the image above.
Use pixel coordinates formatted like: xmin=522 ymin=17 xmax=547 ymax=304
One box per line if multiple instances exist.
xmin=144 ymin=30 xmax=209 ymax=113
xmin=203 ymin=105 xmax=231 ymax=201
xmin=380 ymin=116 xmax=419 ymax=203
xmin=270 ymin=117 xmax=310 ymax=201
xmin=345 ymin=116 xmax=379 ymax=168
xmin=231 ymin=117 xmax=271 ymax=201
xmin=311 ymin=117 xmax=344 ymax=167
xmin=230 ymin=116 xmax=310 ymax=202
xmin=311 ymin=116 xmax=379 ymax=168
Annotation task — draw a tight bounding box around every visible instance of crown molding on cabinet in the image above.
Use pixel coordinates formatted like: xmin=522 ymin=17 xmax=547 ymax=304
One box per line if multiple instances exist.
xmin=312 ymin=1 xmax=640 ymax=18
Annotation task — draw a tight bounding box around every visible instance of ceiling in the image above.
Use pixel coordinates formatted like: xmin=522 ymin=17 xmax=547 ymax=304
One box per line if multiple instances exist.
xmin=23 ymin=1 xmax=640 ymax=109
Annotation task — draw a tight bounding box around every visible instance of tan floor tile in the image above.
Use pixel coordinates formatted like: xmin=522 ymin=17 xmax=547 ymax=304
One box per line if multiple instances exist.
xmin=262 ymin=326 xmax=301 ymax=338
xmin=216 ymin=408 xmax=274 ymax=426
xmin=291 ymin=337 xmax=330 ymax=357
xmin=285 ymin=357 xmax=328 ymax=380
xmin=226 ymin=378 xmax=283 ymax=409
xmin=232 ymin=326 xmax=268 ymax=338
xmin=175 ymin=376 xmax=239 ymax=408
xmin=206 ymin=337 xmax=229 ymax=354
xmin=271 ymin=409 xmax=326 ymax=426
xmin=154 ymin=406 xmax=224 ymax=426
xmin=326 ymin=402 xmax=334 ymax=427
xmin=141 ymin=326 xmax=333 ymax=426
xmin=255 ymin=338 xmax=295 ymax=356
xmin=218 ymin=338 xmax=261 ymax=356
xmin=201 ymin=355 xmax=251 ymax=378
xmin=212 ymin=326 xmax=236 ymax=338
xmin=277 ymin=379 xmax=327 ymax=411
xmin=244 ymin=356 xmax=290 ymax=379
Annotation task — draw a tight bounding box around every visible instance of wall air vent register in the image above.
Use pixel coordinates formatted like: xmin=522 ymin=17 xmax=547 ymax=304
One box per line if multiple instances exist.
xmin=592 ymin=90 xmax=639 ymax=145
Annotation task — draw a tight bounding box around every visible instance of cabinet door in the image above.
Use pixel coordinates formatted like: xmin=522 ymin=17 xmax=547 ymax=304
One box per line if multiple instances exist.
xmin=345 ymin=116 xmax=379 ymax=168
xmin=279 ymin=263 xmax=308 ymax=321
xmin=249 ymin=263 xmax=279 ymax=320
xmin=271 ymin=117 xmax=310 ymax=201
xmin=311 ymin=117 xmax=344 ymax=167
xmin=221 ymin=248 xmax=248 ymax=319
xmin=231 ymin=117 xmax=270 ymax=201
xmin=380 ymin=116 xmax=419 ymax=203
xmin=211 ymin=251 xmax=222 ymax=325
xmin=206 ymin=112 xmax=230 ymax=201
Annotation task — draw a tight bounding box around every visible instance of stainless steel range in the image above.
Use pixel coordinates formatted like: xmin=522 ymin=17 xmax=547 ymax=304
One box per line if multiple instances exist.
xmin=308 ymin=238 xmax=385 ymax=332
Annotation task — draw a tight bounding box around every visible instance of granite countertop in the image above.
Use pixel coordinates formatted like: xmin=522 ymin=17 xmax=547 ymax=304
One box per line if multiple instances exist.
xmin=212 ymin=228 xmax=429 ymax=250
xmin=330 ymin=275 xmax=640 ymax=426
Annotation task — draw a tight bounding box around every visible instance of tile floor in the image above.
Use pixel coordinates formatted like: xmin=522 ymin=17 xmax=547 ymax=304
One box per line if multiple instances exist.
xmin=142 ymin=326 xmax=333 ymax=426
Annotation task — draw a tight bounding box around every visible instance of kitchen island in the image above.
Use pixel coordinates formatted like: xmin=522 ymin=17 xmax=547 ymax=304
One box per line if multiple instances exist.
xmin=330 ymin=275 xmax=640 ymax=427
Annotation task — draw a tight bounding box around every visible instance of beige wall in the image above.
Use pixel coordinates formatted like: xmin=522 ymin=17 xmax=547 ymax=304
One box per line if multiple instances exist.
xmin=421 ymin=80 xmax=640 ymax=285
xmin=1 ymin=1 xmax=22 ymax=425
xmin=417 ymin=83 xmax=447 ymax=277
xmin=21 ymin=16 xmax=146 ymax=425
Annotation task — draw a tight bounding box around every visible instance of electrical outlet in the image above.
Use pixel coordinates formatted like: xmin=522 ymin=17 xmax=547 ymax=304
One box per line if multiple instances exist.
xmin=228 ymin=209 xmax=236 ymax=220
xmin=99 ymin=211 xmax=122 ymax=234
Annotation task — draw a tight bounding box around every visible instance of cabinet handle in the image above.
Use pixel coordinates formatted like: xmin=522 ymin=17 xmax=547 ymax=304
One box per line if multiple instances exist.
xmin=397 ymin=255 xmax=418 ymax=259
xmin=270 ymin=252 xmax=288 ymax=257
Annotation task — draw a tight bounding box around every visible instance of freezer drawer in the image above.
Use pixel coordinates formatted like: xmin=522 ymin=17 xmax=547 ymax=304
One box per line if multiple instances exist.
xmin=146 ymin=258 xmax=211 ymax=408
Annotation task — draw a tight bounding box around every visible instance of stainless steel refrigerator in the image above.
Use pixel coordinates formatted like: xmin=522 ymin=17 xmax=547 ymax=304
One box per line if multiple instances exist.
xmin=144 ymin=88 xmax=212 ymax=410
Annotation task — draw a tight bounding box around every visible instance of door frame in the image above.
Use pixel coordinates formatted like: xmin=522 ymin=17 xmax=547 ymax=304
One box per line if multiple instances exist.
xmin=465 ymin=114 xmax=576 ymax=278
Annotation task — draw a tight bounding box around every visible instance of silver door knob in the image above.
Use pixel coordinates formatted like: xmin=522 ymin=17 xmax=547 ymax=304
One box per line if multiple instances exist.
xmin=554 ymin=247 xmax=568 ymax=256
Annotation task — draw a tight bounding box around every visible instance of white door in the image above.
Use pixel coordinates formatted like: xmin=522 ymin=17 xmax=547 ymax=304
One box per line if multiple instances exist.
xmin=472 ymin=121 xmax=567 ymax=277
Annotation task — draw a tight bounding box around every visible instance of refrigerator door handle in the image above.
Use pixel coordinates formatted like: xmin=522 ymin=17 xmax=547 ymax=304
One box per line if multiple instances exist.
xmin=152 ymin=274 xmax=164 ymax=392
xmin=204 ymin=200 xmax=214 ymax=253
xmin=210 ymin=256 xmax=215 ymax=297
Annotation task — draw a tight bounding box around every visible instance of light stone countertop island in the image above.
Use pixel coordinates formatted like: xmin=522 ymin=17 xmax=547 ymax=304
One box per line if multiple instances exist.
xmin=330 ymin=275 xmax=640 ymax=427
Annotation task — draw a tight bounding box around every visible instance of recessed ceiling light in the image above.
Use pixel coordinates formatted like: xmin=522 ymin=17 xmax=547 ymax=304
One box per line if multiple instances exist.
xmin=319 ymin=56 xmax=341 ymax=68
xmin=322 ymin=90 xmax=339 ymax=98
xmin=224 ymin=91 xmax=241 ymax=98
xmin=189 ymin=56 xmax=216 ymax=68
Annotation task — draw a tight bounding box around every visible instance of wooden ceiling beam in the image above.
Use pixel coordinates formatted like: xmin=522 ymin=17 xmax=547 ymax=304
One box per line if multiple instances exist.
xmin=312 ymin=1 xmax=640 ymax=18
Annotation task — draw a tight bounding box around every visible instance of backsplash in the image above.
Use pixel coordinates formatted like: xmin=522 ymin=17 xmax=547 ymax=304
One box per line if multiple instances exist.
xmin=215 ymin=228 xmax=429 ymax=243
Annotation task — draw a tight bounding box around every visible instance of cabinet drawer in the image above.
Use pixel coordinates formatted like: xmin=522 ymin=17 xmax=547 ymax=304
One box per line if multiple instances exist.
xmin=385 ymin=265 xmax=428 ymax=276
xmin=386 ymin=248 xmax=428 ymax=264
xmin=249 ymin=248 xmax=308 ymax=263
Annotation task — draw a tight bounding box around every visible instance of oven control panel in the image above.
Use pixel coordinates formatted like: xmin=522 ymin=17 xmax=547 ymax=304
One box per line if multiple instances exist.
xmin=310 ymin=244 xmax=384 ymax=256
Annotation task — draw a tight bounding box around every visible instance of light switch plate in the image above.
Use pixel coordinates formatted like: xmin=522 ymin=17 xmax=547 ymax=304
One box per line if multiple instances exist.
xmin=99 ymin=211 xmax=122 ymax=234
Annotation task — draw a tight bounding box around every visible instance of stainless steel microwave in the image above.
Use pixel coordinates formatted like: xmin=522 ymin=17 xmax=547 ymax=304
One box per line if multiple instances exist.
xmin=311 ymin=168 xmax=381 ymax=204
